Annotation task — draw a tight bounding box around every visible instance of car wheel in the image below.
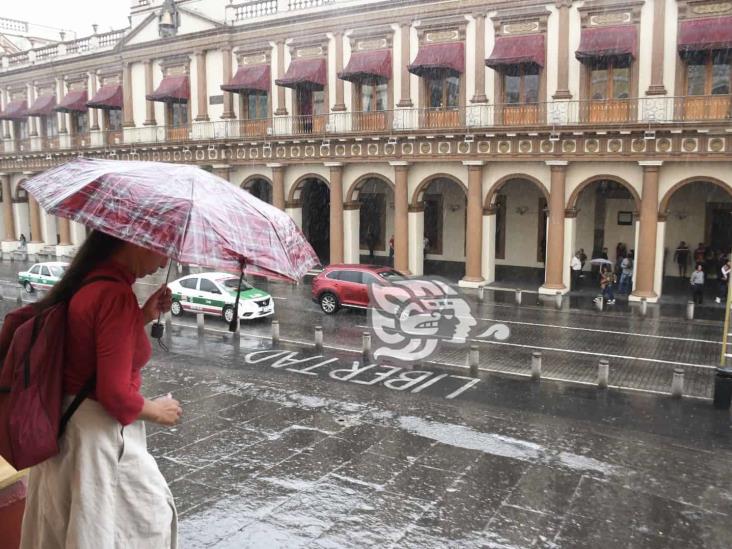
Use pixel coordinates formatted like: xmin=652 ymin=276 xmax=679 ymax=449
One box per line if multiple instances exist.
xmin=320 ymin=292 xmax=339 ymax=314
xmin=170 ymin=300 xmax=183 ymax=317
xmin=23 ymin=281 xmax=33 ymax=294
xmin=222 ymin=305 xmax=235 ymax=324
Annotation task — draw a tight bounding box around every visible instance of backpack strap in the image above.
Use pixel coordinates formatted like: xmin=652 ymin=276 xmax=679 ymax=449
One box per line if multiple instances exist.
xmin=58 ymin=274 xmax=129 ymax=437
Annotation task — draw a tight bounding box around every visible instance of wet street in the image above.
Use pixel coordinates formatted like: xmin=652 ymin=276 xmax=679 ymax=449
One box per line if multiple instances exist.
xmin=1 ymin=259 xmax=731 ymax=547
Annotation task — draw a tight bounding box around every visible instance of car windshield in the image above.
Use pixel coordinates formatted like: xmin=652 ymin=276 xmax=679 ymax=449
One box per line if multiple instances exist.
xmin=220 ymin=278 xmax=253 ymax=292
xmin=49 ymin=266 xmax=66 ymax=277
xmin=378 ymin=270 xmax=405 ymax=281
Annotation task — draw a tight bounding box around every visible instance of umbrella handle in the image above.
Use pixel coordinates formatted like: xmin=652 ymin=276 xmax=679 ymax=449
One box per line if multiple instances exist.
xmin=229 ymin=259 xmax=246 ymax=333
xmin=151 ymin=259 xmax=176 ymax=344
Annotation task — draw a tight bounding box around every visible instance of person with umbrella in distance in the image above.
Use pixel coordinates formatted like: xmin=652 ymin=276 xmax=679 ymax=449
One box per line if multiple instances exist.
xmin=17 ymin=158 xmax=319 ymax=549
xmin=591 ymin=258 xmax=615 ymax=305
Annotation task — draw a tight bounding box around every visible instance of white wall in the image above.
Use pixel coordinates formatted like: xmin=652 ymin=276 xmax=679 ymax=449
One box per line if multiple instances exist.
xmin=495 ymin=180 xmax=545 ymax=268
xmin=422 ymin=179 xmax=466 ymax=262
xmin=131 ymin=61 xmax=146 ymax=127
xmin=206 ymin=49 xmax=224 ymax=120
xmin=664 ymin=0 xmax=679 ymax=95
xmin=638 ymin=0 xmax=655 ymax=97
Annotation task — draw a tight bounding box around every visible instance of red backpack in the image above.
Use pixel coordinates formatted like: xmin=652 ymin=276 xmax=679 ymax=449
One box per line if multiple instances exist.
xmin=0 ymin=276 xmax=116 ymax=470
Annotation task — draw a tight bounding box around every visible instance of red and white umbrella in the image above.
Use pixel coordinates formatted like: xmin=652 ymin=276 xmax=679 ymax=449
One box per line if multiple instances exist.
xmin=22 ymin=158 xmax=319 ymax=282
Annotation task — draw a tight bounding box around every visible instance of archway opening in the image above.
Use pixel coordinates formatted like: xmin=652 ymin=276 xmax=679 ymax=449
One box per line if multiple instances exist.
xmin=300 ymin=178 xmax=330 ymax=265
xmin=491 ymin=178 xmax=547 ymax=287
xmin=356 ymin=178 xmax=394 ymax=266
xmin=571 ymin=179 xmax=637 ymax=296
xmin=243 ymin=177 xmax=273 ymax=204
xmin=418 ymin=177 xmax=467 ymax=279
xmin=13 ymin=182 xmax=31 ymax=243
xmin=662 ymin=180 xmax=732 ymax=300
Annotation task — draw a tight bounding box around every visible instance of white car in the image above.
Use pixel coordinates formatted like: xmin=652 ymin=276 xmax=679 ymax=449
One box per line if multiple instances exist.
xmin=168 ymin=272 xmax=274 ymax=323
xmin=18 ymin=262 xmax=69 ymax=293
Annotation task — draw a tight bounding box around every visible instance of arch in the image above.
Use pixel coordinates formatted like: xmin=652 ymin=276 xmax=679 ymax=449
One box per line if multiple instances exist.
xmin=13 ymin=179 xmax=29 ymax=202
xmin=240 ymin=174 xmax=273 ymax=190
xmin=411 ymin=173 xmax=467 ymax=208
xmin=345 ymin=173 xmax=395 ymax=204
xmin=483 ymin=174 xmax=549 ymax=209
xmin=659 ymin=176 xmax=732 ymax=215
xmin=566 ymin=175 xmax=641 ymax=212
xmin=288 ymin=173 xmax=330 ymax=203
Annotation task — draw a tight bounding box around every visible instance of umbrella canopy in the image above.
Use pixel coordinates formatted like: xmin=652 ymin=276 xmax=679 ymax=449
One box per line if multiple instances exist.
xmin=21 ymin=158 xmax=318 ymax=282
xmin=590 ymin=258 xmax=614 ymax=266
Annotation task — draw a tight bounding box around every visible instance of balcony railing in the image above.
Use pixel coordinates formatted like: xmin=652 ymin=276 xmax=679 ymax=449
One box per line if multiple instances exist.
xmin=4 ymin=95 xmax=730 ymax=154
xmin=228 ymin=0 xmax=337 ymax=22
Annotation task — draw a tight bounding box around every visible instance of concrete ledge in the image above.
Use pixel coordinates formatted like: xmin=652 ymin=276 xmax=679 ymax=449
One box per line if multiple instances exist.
xmin=458 ymin=279 xmax=484 ymax=289
xmin=629 ymin=293 xmax=659 ymax=304
xmin=538 ymin=285 xmax=569 ymax=296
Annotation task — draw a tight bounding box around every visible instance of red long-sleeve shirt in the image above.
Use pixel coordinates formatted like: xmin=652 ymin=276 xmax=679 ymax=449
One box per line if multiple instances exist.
xmin=64 ymin=261 xmax=150 ymax=425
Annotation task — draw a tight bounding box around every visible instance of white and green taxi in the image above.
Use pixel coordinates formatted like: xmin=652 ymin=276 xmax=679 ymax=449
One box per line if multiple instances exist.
xmin=18 ymin=262 xmax=69 ymax=293
xmin=168 ymin=272 xmax=274 ymax=323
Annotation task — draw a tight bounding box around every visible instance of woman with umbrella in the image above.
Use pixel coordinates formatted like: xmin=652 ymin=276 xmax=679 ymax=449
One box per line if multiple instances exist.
xmin=16 ymin=158 xmax=318 ymax=549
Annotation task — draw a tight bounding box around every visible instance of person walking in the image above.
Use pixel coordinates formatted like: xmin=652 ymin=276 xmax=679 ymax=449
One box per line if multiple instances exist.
xmin=716 ymin=259 xmax=731 ymax=304
xmin=619 ymin=253 xmax=633 ymax=294
xmin=690 ymin=263 xmax=705 ymax=305
xmin=366 ymin=229 xmax=376 ymax=260
xmin=571 ymin=252 xmax=582 ymax=291
xmin=17 ymin=230 xmax=181 ymax=549
xmin=674 ymin=241 xmax=690 ymax=278
xmin=578 ymin=248 xmax=587 ymax=279
xmin=595 ymin=265 xmax=616 ymax=305
xmin=388 ymin=235 xmax=394 ymax=265
xmin=19 ymin=233 xmax=26 ymax=249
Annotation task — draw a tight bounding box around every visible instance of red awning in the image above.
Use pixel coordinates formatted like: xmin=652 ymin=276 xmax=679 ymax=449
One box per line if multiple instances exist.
xmin=486 ymin=34 xmax=545 ymax=68
xmin=221 ymin=65 xmax=271 ymax=92
xmin=338 ymin=49 xmax=392 ymax=82
xmin=146 ymin=75 xmax=190 ymax=103
xmin=0 ymin=100 xmax=28 ymax=120
xmin=26 ymin=95 xmax=56 ymax=116
xmin=54 ymin=90 xmax=88 ymax=113
xmin=87 ymin=85 xmax=122 ymax=110
xmin=575 ymin=25 xmax=637 ymax=61
xmin=275 ymin=58 xmax=327 ymax=89
xmin=408 ymin=42 xmax=465 ymax=76
xmin=678 ymin=16 xmax=732 ymax=53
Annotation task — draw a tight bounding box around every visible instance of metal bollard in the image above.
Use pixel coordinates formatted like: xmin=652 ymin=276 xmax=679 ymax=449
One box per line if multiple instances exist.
xmin=555 ymin=291 xmax=562 ymax=310
xmin=196 ymin=313 xmax=205 ymax=337
xmin=478 ymin=286 xmax=485 ymax=303
xmin=314 ymin=325 xmax=323 ymax=350
xmin=531 ymin=352 xmax=542 ymax=381
xmin=597 ymin=359 xmax=609 ymax=389
xmin=164 ymin=312 xmax=172 ymax=334
xmin=271 ymin=320 xmax=280 ymax=345
xmin=16 ymin=288 xmax=22 ymax=305
xmin=362 ymin=331 xmax=371 ymax=355
xmin=595 ymin=296 xmax=603 ymax=312
xmin=686 ymin=300 xmax=694 ymax=321
xmin=640 ymin=297 xmax=647 ymax=317
xmin=515 ymin=289 xmax=522 ymax=305
xmin=671 ymin=368 xmax=684 ymax=398
xmin=468 ymin=345 xmax=479 ymax=377
xmin=231 ymin=318 xmax=240 ymax=343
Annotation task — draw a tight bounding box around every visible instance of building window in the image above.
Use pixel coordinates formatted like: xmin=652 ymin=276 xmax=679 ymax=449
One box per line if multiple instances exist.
xmin=423 ymin=194 xmax=443 ymax=255
xmin=14 ymin=120 xmax=28 ymax=140
xmin=357 ymin=79 xmax=388 ymax=112
xmin=426 ymin=74 xmax=459 ymax=109
xmin=245 ymin=92 xmax=268 ymax=120
xmin=589 ymin=57 xmax=630 ymax=100
xmin=108 ymin=109 xmax=122 ymax=131
xmin=44 ymin=115 xmax=58 ymax=138
xmin=686 ymin=50 xmax=731 ymax=96
xmin=169 ymin=102 xmax=188 ymax=128
xmin=359 ymin=193 xmax=386 ymax=252
xmin=503 ymin=65 xmax=540 ymax=104
xmin=73 ymin=112 xmax=89 ymax=134
xmin=495 ymin=194 xmax=507 ymax=260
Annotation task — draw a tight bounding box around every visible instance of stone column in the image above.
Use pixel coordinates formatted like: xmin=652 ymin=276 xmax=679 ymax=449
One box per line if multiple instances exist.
xmin=221 ymin=47 xmax=235 ymax=119
xmin=632 ymin=162 xmax=662 ymax=299
xmin=553 ymin=0 xmax=573 ymax=99
xmin=646 ymin=0 xmax=667 ymax=95
xmin=89 ymin=72 xmax=100 ymax=130
xmin=326 ymin=163 xmax=344 ymax=264
xmin=144 ymin=60 xmax=156 ymax=125
xmin=1 ymin=174 xmax=15 ymax=241
xmin=268 ymin=163 xmax=286 ymax=210
xmin=397 ymin=22 xmax=413 ymax=108
xmin=122 ymin=62 xmax=135 ymax=127
xmin=391 ymin=161 xmax=410 ymax=273
xmin=194 ymin=51 xmax=209 ymax=122
xmin=461 ymin=161 xmax=484 ymax=285
xmin=471 ymin=14 xmax=488 ymax=104
xmin=29 ymin=196 xmax=42 ymax=243
xmin=275 ymin=41 xmax=288 ymax=116
xmin=541 ymin=161 xmax=568 ymax=292
xmin=212 ymin=164 xmax=230 ymax=182
xmin=333 ymin=32 xmax=346 ymax=111
xmin=27 ymin=84 xmax=38 ymax=137
xmin=57 ymin=216 xmax=71 ymax=245
xmin=482 ymin=208 xmax=496 ymax=284
xmin=56 ymin=77 xmax=67 ymax=134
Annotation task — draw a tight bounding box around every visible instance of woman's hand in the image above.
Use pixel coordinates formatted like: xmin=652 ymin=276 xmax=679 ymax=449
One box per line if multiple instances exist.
xmin=140 ymin=395 xmax=182 ymax=426
xmin=142 ymin=284 xmax=173 ymax=324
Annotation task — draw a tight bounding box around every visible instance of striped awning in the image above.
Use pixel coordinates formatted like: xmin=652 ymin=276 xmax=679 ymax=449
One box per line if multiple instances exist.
xmin=408 ymin=42 xmax=465 ymax=77
xmin=54 ymin=90 xmax=89 ymax=113
xmin=0 ymin=100 xmax=28 ymax=120
xmin=146 ymin=75 xmax=190 ymax=103
xmin=87 ymin=85 xmax=123 ymax=110
xmin=27 ymin=95 xmax=57 ymax=116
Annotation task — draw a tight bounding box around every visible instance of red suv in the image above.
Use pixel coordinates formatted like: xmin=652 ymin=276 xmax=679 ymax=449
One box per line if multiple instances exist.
xmin=311 ymin=264 xmax=405 ymax=314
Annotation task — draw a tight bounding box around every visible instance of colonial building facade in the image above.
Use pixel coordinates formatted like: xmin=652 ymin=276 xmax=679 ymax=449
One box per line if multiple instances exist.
xmin=0 ymin=0 xmax=731 ymax=301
